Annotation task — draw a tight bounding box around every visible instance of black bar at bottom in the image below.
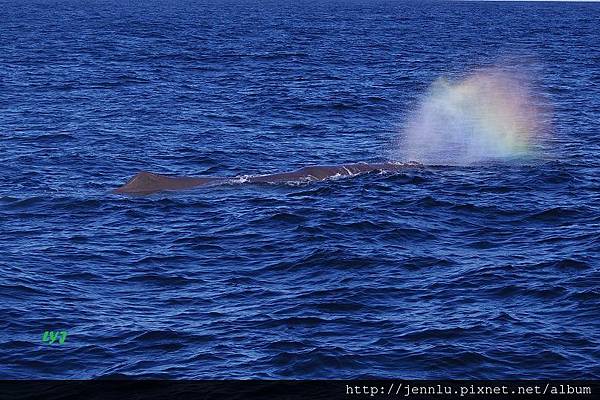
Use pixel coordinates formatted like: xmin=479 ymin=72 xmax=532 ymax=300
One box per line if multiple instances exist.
xmin=0 ymin=380 xmax=598 ymax=400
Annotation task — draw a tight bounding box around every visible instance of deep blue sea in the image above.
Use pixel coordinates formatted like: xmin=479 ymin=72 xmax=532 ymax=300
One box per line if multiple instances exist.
xmin=1 ymin=0 xmax=599 ymax=379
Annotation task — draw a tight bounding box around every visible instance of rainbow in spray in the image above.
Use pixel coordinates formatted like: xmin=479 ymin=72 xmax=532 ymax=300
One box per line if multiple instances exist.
xmin=399 ymin=68 xmax=544 ymax=165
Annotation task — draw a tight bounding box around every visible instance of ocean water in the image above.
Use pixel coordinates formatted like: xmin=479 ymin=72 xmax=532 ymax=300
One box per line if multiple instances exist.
xmin=1 ymin=0 xmax=599 ymax=379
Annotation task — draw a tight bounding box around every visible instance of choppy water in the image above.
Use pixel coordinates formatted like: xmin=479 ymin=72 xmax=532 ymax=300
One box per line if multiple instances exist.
xmin=1 ymin=0 xmax=599 ymax=379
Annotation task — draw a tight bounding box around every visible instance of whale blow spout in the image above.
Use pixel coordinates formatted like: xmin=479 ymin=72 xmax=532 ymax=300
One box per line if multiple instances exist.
xmin=113 ymin=162 xmax=420 ymax=195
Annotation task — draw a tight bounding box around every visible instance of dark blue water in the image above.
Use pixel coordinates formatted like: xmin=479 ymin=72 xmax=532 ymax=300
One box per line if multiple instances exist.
xmin=1 ymin=0 xmax=599 ymax=379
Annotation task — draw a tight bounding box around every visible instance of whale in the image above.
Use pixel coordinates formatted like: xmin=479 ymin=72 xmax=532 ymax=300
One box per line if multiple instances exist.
xmin=113 ymin=162 xmax=419 ymax=195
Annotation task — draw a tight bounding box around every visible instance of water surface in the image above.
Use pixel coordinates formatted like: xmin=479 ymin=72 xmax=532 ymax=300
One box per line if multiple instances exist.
xmin=1 ymin=0 xmax=599 ymax=379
